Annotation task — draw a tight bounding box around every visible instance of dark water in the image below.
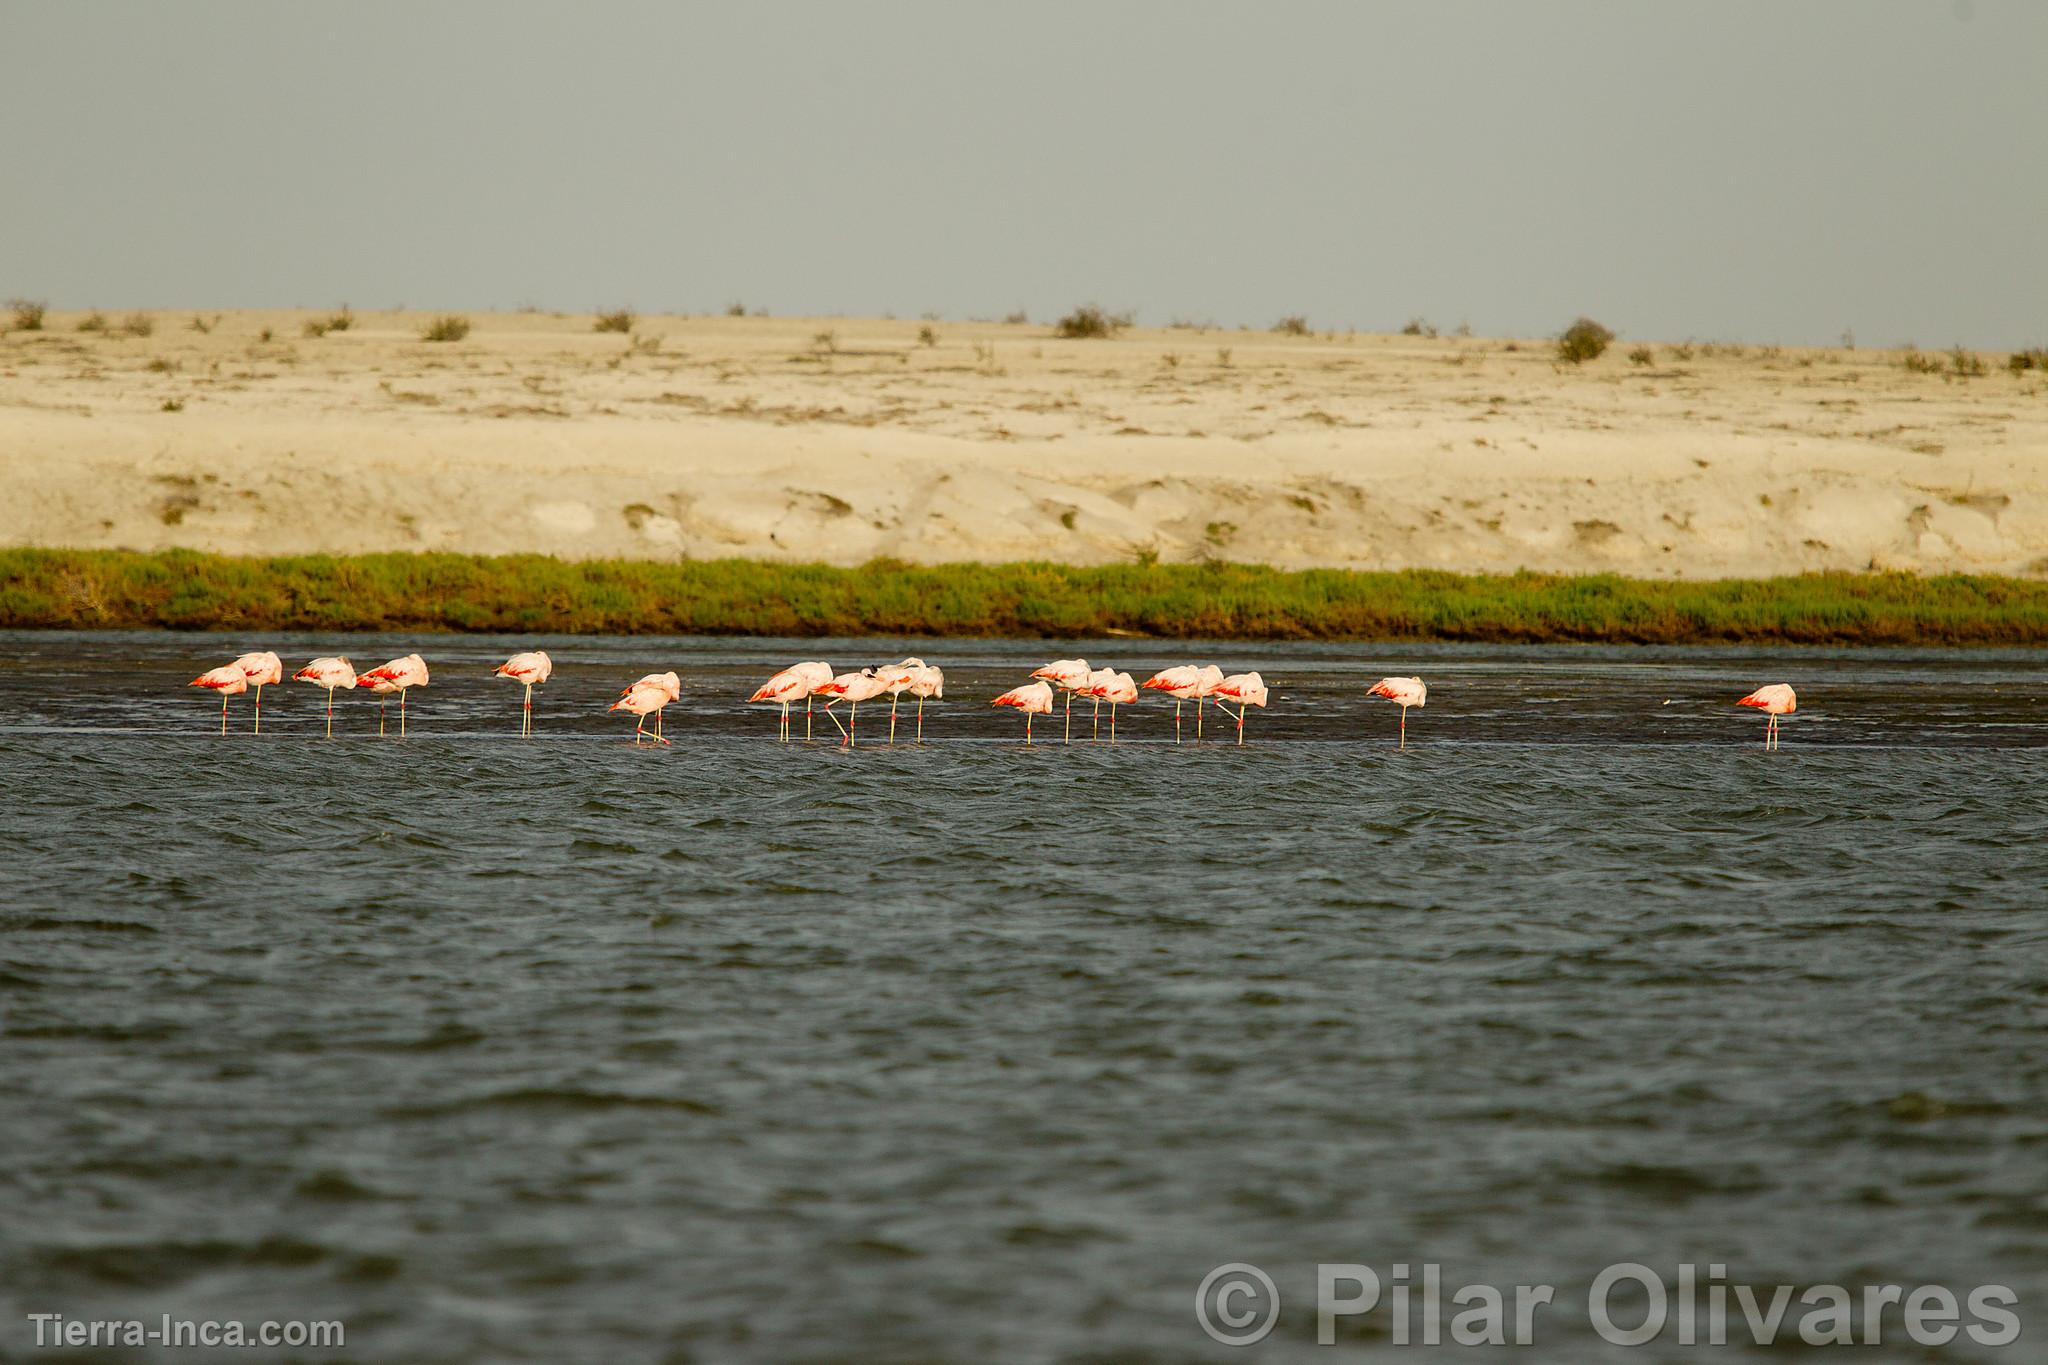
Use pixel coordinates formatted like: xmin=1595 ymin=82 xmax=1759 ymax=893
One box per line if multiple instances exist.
xmin=3 ymin=631 xmax=2046 ymax=1362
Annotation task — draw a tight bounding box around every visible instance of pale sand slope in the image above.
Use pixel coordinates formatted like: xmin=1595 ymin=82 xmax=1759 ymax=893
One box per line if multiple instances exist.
xmin=4 ymin=310 xmax=2045 ymax=576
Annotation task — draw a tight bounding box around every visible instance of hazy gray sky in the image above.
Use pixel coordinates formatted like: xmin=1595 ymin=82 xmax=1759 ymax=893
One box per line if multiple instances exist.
xmin=5 ymin=1 xmax=2043 ymax=346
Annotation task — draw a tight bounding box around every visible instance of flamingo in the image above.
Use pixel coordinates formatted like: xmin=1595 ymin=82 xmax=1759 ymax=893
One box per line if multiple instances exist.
xmin=907 ymin=663 xmax=944 ymax=743
xmin=1030 ymin=658 xmax=1092 ymax=743
xmin=814 ymin=668 xmax=888 ymax=746
xmin=1078 ymin=666 xmax=1120 ymax=741
xmin=749 ymin=661 xmax=832 ymax=742
xmin=293 ymin=656 xmax=358 ymax=737
xmin=1191 ymin=664 xmax=1225 ymax=741
xmin=1211 ymin=671 xmax=1269 ymax=745
xmin=1088 ymin=669 xmax=1140 ymax=742
xmin=189 ymin=664 xmax=248 ymax=733
xmin=356 ymin=654 xmax=429 ymax=737
xmin=1367 ymin=676 xmax=1427 ymax=748
xmin=494 ymin=651 xmax=553 ymax=737
xmin=232 ymin=651 xmax=282 ymax=733
xmin=1142 ymin=665 xmax=1205 ymax=743
xmin=1738 ymin=683 xmax=1797 ymax=750
xmin=876 ymin=657 xmax=927 ymax=743
xmin=992 ymin=679 xmax=1055 ymax=745
xmin=610 ymin=671 xmax=680 ymax=744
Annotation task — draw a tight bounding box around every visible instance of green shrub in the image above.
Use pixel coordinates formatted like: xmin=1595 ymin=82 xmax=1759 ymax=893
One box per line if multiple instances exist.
xmin=1054 ymin=305 xmax=1129 ymax=339
xmin=1556 ymin=317 xmax=1614 ymax=364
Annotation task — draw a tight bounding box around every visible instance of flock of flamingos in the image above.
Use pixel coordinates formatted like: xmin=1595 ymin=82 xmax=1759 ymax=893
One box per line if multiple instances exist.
xmin=187 ymin=650 xmax=1803 ymax=749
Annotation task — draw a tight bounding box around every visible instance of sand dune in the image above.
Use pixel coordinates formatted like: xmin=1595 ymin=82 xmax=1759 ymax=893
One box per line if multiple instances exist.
xmin=4 ymin=309 xmax=2045 ymax=577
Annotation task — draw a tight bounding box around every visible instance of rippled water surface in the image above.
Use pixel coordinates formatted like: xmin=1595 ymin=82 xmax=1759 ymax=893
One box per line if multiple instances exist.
xmin=3 ymin=632 xmax=2046 ymax=1361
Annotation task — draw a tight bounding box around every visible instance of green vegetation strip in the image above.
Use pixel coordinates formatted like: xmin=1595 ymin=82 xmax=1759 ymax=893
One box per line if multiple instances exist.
xmin=4 ymin=549 xmax=2048 ymax=644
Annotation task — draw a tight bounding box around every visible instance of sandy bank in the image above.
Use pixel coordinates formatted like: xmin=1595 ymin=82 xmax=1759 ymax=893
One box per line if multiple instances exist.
xmin=4 ymin=310 xmax=2045 ymax=577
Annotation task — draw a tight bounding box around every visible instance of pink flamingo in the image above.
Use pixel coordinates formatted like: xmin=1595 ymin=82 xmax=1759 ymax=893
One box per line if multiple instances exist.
xmin=356 ymin=654 xmax=429 ymax=736
xmin=992 ymin=679 xmax=1055 ymax=745
xmin=1030 ymin=658 xmax=1092 ymax=743
xmin=189 ymin=664 xmax=248 ymax=733
xmin=1088 ymin=670 xmax=1140 ymax=742
xmin=907 ymin=664 xmax=945 ymax=743
xmin=1081 ymin=666 xmax=1119 ymax=740
xmin=1737 ymin=683 xmax=1797 ymax=750
xmin=876 ymin=657 xmax=928 ymax=743
xmin=610 ymin=671 xmax=680 ymax=744
xmin=749 ymin=661 xmax=832 ymax=742
xmin=814 ymin=668 xmax=888 ymax=746
xmin=293 ymin=656 xmax=358 ymax=737
xmin=1211 ymin=671 xmax=1269 ymax=745
xmin=494 ymin=651 xmax=553 ymax=737
xmin=1368 ymin=676 xmax=1427 ymax=748
xmin=1142 ymin=665 xmax=1205 ymax=743
xmin=232 ymin=651 xmax=282 ymax=733
xmin=1191 ymin=664 xmax=1225 ymax=741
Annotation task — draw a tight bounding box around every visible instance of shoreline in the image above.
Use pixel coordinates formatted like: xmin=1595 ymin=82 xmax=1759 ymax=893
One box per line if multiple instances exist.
xmin=7 ymin=550 xmax=2047 ymax=646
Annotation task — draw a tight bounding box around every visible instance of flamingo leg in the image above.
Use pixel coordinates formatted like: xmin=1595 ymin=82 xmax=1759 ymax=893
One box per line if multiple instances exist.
xmin=522 ymin=682 xmax=532 ymax=737
xmin=401 ymin=689 xmax=408 ymax=737
xmin=1064 ymin=692 xmax=1072 ymax=744
xmin=1399 ymin=705 xmax=1408 ymax=750
xmin=1174 ymin=698 xmax=1182 ymax=743
xmin=326 ymin=686 xmax=335 ymax=738
xmin=253 ymin=683 xmax=262 ymax=735
xmin=826 ymin=703 xmax=849 ymax=743
xmin=917 ymin=694 xmax=925 ymax=744
xmin=1092 ymin=697 xmax=1101 ymax=742
xmin=1236 ymin=703 xmax=1245 ymax=745
xmin=780 ymin=701 xmax=790 ymax=742
xmin=1110 ymin=701 xmax=1118 ymax=744
xmin=380 ymin=696 xmax=387 ymax=737
xmin=850 ymin=701 xmax=858 ymax=748
xmin=1196 ymin=699 xmax=1204 ymax=742
xmin=1026 ymin=712 xmax=1033 ymax=746
xmin=807 ymin=695 xmax=814 ymax=742
xmin=219 ymin=692 xmax=228 ymax=735
xmin=890 ymin=694 xmax=900 ymax=744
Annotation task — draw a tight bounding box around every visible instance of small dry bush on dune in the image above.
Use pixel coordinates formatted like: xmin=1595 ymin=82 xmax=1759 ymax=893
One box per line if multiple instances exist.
xmin=7 ymin=298 xmax=46 ymax=331
xmin=120 ymin=312 xmax=155 ymax=338
xmin=594 ymin=309 xmax=635 ymax=333
xmin=1055 ymin=305 xmax=1130 ymax=339
xmin=420 ymin=315 xmax=471 ymax=342
xmin=2009 ymin=348 xmax=2048 ymax=374
xmin=1628 ymin=346 xmax=1654 ymax=366
xmin=1556 ymin=317 xmax=1614 ymax=365
xmin=1401 ymin=317 xmax=1437 ymax=338
xmin=77 ymin=311 xmax=108 ymax=333
xmin=303 ymin=307 xmax=353 ymax=338
xmin=1272 ymin=315 xmax=1310 ymax=337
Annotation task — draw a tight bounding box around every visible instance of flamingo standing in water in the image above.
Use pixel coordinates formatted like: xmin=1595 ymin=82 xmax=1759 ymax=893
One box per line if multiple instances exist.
xmin=907 ymin=664 xmax=944 ymax=743
xmin=1191 ymin=664 xmax=1225 ymax=741
xmin=293 ymin=657 xmax=357 ymax=737
xmin=610 ymin=671 xmax=680 ymax=744
xmin=815 ymin=668 xmax=888 ymax=746
xmin=357 ymin=654 xmax=429 ymax=736
xmin=992 ymin=679 xmax=1055 ymax=745
xmin=1081 ymin=666 xmax=1120 ymax=741
xmin=1142 ymin=665 xmax=1204 ymax=743
xmin=1211 ymin=671 xmax=1269 ymax=745
xmin=1030 ymin=658 xmax=1091 ymax=743
xmin=1738 ymin=683 xmax=1797 ymax=750
xmin=189 ymin=664 xmax=248 ymax=733
xmin=494 ymin=651 xmax=553 ymax=737
xmin=1368 ymin=676 xmax=1427 ymax=748
xmin=232 ymin=652 xmax=282 ymax=733
xmin=876 ymin=657 xmax=928 ymax=743
xmin=1089 ymin=670 xmax=1140 ymax=742
xmin=749 ymin=661 xmax=832 ymax=742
